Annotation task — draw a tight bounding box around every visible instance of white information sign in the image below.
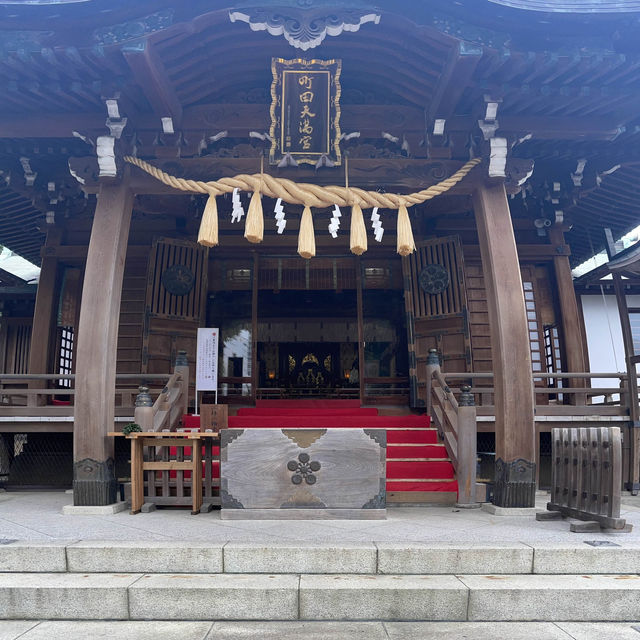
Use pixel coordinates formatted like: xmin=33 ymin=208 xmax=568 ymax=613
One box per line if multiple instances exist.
xmin=196 ymin=327 xmax=219 ymax=412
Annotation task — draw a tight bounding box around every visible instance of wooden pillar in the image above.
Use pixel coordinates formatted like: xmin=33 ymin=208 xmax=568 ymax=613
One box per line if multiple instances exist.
xmin=473 ymin=182 xmax=536 ymax=507
xmin=548 ymin=226 xmax=589 ymax=402
xmin=28 ymin=228 xmax=61 ymax=380
xmin=612 ymin=273 xmax=640 ymax=493
xmin=251 ymin=252 xmax=259 ymax=404
xmin=73 ymin=182 xmax=133 ymax=506
xmin=355 ymin=257 xmax=365 ymax=405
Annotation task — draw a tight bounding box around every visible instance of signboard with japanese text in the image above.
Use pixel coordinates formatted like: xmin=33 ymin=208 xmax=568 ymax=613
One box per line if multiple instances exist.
xmin=269 ymin=58 xmax=342 ymax=166
xmin=196 ymin=327 xmax=219 ymax=392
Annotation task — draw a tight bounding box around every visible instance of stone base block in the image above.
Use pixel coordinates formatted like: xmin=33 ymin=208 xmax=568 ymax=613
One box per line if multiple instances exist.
xmin=462 ymin=574 xmax=640 ymax=621
xmin=0 ymin=541 xmax=69 ymax=572
xmin=66 ymin=541 xmax=224 ymax=573
xmin=569 ymin=520 xmax=601 ymax=533
xmin=299 ymin=574 xmax=468 ymax=621
xmin=129 ymin=573 xmax=298 ymax=620
xmin=533 ymin=544 xmax=640 ymax=574
xmin=62 ymin=502 xmax=127 ymax=515
xmin=536 ymin=511 xmax=563 ymax=521
xmin=221 ymin=508 xmax=386 ymax=520
xmin=15 ymin=621 xmax=215 ymax=640
xmin=376 ymin=543 xmax=533 ymax=575
xmin=224 ymin=542 xmax=377 ymax=574
xmin=0 ymin=572 xmax=139 ymax=619
xmin=482 ymin=503 xmax=540 ymax=516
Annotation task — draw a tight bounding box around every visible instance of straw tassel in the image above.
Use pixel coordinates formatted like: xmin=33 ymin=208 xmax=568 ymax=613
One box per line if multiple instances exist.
xmin=396 ymin=203 xmax=416 ymax=256
xmin=349 ymin=203 xmax=367 ymax=256
xmin=244 ymin=189 xmax=264 ymax=244
xmin=197 ymin=192 xmax=219 ymax=247
xmin=298 ymin=205 xmax=316 ymax=259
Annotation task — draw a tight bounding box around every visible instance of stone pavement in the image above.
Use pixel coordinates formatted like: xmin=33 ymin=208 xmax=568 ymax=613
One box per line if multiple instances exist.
xmin=1 ymin=621 xmax=640 ymax=639
xmin=2 ymin=491 xmax=640 ymax=637
xmin=1 ymin=490 xmax=640 ymax=543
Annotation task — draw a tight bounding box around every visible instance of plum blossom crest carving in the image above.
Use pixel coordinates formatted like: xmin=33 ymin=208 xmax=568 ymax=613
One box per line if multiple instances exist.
xmin=287 ymin=452 xmax=321 ymax=484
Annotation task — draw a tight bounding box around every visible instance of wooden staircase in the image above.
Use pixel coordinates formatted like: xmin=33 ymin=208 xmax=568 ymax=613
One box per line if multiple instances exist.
xmin=226 ymin=400 xmax=458 ymax=505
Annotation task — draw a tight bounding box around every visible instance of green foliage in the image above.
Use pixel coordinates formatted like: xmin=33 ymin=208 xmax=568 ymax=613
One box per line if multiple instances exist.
xmin=122 ymin=422 xmax=142 ymax=435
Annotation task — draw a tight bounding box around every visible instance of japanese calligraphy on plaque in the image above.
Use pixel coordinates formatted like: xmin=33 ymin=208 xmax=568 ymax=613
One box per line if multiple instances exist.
xmin=269 ymin=58 xmax=342 ymax=166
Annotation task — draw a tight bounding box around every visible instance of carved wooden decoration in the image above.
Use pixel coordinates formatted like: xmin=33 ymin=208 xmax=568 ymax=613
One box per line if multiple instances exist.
xmin=269 ymin=58 xmax=342 ymax=166
xmin=229 ymin=8 xmax=380 ymax=51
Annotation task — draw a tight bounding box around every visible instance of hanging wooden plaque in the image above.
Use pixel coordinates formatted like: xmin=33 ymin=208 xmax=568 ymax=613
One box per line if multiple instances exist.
xmin=269 ymin=57 xmax=342 ymax=166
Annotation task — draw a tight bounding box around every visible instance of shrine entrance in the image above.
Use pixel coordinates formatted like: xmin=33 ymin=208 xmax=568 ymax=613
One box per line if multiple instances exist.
xmin=208 ymin=254 xmax=409 ymax=403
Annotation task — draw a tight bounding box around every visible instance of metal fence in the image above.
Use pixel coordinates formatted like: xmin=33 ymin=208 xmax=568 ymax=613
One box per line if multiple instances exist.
xmin=0 ymin=432 xmax=72 ymax=488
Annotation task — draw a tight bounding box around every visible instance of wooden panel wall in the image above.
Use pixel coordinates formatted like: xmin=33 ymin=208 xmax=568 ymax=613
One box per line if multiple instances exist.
xmin=0 ymin=319 xmax=32 ymax=374
xmin=116 ymin=257 xmax=147 ymax=374
xmin=464 ymin=261 xmax=557 ymax=378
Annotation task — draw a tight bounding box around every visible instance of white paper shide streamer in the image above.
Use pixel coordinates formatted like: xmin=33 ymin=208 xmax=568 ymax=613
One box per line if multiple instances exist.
xmin=371 ymin=207 xmax=384 ymax=242
xmin=328 ymin=204 xmax=341 ymax=238
xmin=231 ymin=187 xmax=245 ymax=223
xmin=274 ymin=198 xmax=286 ymax=234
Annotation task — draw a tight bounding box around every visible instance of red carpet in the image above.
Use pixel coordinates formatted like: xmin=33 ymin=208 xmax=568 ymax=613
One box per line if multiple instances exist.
xmin=236 ymin=407 xmax=379 ymax=417
xmin=182 ymin=400 xmax=458 ymax=501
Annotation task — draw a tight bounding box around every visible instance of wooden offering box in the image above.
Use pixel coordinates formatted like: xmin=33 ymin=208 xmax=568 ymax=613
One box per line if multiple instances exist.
xmin=220 ymin=428 xmax=386 ymax=519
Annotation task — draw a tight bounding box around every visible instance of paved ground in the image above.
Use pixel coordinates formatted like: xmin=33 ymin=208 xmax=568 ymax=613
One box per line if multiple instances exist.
xmin=1 ymin=490 xmax=639 ymax=544
xmin=1 ymin=621 xmax=640 ymax=639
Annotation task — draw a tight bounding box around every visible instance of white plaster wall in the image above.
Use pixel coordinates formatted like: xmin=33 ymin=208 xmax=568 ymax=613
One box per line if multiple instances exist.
xmin=580 ymin=294 xmax=640 ymax=394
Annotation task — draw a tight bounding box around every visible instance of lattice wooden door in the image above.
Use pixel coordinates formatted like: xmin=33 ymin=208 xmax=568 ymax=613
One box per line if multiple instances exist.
xmin=402 ymin=235 xmax=471 ymax=407
xmin=142 ymin=238 xmax=208 ymax=377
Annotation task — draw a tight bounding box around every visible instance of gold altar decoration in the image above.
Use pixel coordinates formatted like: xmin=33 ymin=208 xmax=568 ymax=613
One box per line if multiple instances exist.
xmin=124 ymin=156 xmax=481 ymax=259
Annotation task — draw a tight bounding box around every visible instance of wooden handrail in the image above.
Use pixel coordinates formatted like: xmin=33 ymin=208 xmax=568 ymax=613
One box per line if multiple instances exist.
xmin=426 ymin=352 xmax=476 ymax=506
xmin=442 ymin=371 xmax=627 ymax=379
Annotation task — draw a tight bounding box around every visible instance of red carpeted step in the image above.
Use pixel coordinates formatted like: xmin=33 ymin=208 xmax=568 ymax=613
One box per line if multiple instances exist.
xmin=387 ymin=460 xmax=455 ymax=479
xmin=387 ymin=480 xmax=458 ymax=492
xmin=255 ymin=399 xmax=362 ymax=408
xmin=386 ymin=444 xmax=448 ymax=459
xmin=386 ymin=429 xmax=438 ymax=444
xmin=228 ymin=415 xmax=431 ymax=429
xmin=236 ymin=407 xmax=379 ymax=417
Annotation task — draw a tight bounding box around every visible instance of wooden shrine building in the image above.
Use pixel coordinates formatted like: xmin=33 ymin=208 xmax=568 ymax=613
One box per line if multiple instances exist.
xmin=1 ymin=0 xmax=640 ymax=509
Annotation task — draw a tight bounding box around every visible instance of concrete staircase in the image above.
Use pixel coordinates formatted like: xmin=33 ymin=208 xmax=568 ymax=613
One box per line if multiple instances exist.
xmin=2 ymin=540 xmax=640 ymax=622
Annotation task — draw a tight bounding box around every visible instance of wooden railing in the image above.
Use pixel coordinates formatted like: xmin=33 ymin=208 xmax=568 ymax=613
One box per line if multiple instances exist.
xmin=426 ymin=354 xmax=477 ymax=506
xmin=0 ymin=352 xmax=190 ymax=430
xmin=427 ymin=345 xmax=640 ymax=505
xmin=0 ymin=373 xmax=172 ymax=417
xmin=439 ymin=371 xmax=635 ymax=418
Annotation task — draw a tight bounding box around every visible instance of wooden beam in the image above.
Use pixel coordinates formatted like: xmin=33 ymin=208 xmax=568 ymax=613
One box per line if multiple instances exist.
xmin=27 ymin=229 xmax=60 ymax=381
xmin=613 ymin=272 xmax=640 ymax=493
xmin=548 ymin=226 xmax=589 ymax=404
xmin=355 ymin=256 xmax=365 ymax=404
xmin=428 ymin=42 xmax=482 ymax=123
xmin=70 ymin=156 xmax=483 ymax=195
xmin=122 ymin=40 xmax=183 ymax=126
xmin=0 ymin=105 xmax=623 ymax=141
xmin=251 ymin=251 xmax=259 ymax=405
xmin=473 ymin=181 xmax=535 ymax=508
xmin=73 ymin=180 xmax=133 ymax=506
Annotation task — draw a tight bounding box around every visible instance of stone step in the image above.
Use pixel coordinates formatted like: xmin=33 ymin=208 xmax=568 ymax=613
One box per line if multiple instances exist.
xmin=3 ymin=541 xmax=640 ymax=576
xmin=2 ymin=572 xmax=640 ymax=621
